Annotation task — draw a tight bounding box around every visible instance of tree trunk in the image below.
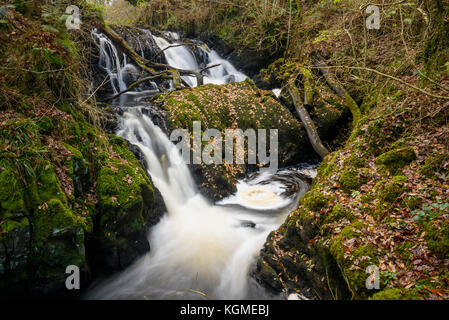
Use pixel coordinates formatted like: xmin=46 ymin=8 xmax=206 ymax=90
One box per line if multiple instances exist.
xmin=288 ymin=82 xmax=329 ymax=159
xmin=313 ymin=57 xmax=361 ymax=127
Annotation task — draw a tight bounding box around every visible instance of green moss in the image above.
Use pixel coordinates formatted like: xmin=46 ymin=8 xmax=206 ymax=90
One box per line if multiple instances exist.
xmin=316 ymin=152 xmax=338 ymax=179
xmin=326 ymin=204 xmax=353 ymax=223
xmin=339 ymin=169 xmax=366 ymax=193
xmin=407 ymin=195 xmax=423 ymax=210
xmin=392 ymin=240 xmax=416 ymax=267
xmin=37 ymin=116 xmax=54 ymax=134
xmin=96 ymin=136 xmax=154 ymax=237
xmin=423 ymin=2 xmax=449 ymax=74
xmin=31 ymin=199 xmax=85 ymax=281
xmin=63 ymin=143 xmax=90 ymax=196
xmin=302 ymin=191 xmax=328 ymax=211
xmin=0 ymin=169 xmax=26 ymax=215
xmin=0 ymin=216 xmax=29 ymax=238
xmin=35 ymin=162 xmax=67 ymax=205
xmin=363 ymin=119 xmax=405 ymax=156
xmin=370 ymin=288 xmax=422 ymax=300
xmin=347 ymin=155 xmax=366 ymax=168
xmin=375 ymin=147 xmax=416 ymax=173
xmin=379 ymin=177 xmax=408 ymax=202
xmin=333 ymin=220 xmax=365 ymax=243
xmin=33 ymin=198 xmax=85 ymax=245
xmin=418 ymin=154 xmax=448 ymax=178
xmin=423 ymin=221 xmax=449 ymax=259
xmin=390 ymin=139 xmax=407 ymax=150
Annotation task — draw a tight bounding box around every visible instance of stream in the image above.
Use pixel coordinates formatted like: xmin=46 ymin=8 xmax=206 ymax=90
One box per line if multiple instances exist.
xmin=86 ymin=29 xmax=316 ymax=300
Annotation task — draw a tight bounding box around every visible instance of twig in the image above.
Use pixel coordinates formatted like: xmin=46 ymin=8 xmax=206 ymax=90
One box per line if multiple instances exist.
xmin=151 ymin=43 xmax=193 ymax=60
xmin=102 ymin=72 xmax=172 ymax=101
xmin=359 ymin=0 xmax=406 ymax=11
xmin=80 ymin=73 xmax=110 ymax=105
xmin=0 ymin=66 xmax=69 ymax=74
xmin=306 ymin=65 xmax=449 ymax=100
xmin=174 ymin=289 xmax=213 ymax=300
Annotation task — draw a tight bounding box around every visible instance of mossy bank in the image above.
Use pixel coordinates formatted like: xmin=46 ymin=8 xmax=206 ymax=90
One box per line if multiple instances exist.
xmin=0 ymin=1 xmax=158 ymax=297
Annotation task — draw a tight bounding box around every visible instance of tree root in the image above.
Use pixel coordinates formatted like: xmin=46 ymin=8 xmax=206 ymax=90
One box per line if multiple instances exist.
xmin=313 ymin=57 xmax=362 ymax=127
xmin=288 ymin=81 xmax=329 ymax=159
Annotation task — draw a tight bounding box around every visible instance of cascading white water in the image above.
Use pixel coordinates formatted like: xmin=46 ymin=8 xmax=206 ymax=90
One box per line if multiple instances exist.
xmin=92 ymin=30 xmax=136 ymax=94
xmin=152 ymin=33 xmax=247 ymax=87
xmin=87 ymin=29 xmax=314 ymax=300
xmin=91 ymin=29 xmax=159 ymax=103
xmin=87 ymin=108 xmax=313 ymax=299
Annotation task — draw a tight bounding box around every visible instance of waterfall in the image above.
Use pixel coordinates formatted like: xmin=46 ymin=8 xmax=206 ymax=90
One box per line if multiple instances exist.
xmin=92 ymin=30 xmax=136 ymax=94
xmin=87 ymin=29 xmax=315 ymax=300
xmin=152 ymin=32 xmax=247 ymax=87
xmin=153 ymin=35 xmax=200 ymax=87
xmin=91 ymin=29 xmax=159 ymax=103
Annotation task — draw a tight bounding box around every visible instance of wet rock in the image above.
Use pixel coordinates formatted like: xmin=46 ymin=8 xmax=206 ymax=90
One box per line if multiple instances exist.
xmin=239 ymin=220 xmax=256 ymax=228
xmin=127 ymin=141 xmax=166 ymax=226
xmin=155 ymin=80 xmax=315 ymax=201
xmin=203 ymin=35 xmax=275 ymax=77
xmin=0 ymin=162 xmax=87 ymax=298
xmin=88 ymin=136 xmax=156 ymax=275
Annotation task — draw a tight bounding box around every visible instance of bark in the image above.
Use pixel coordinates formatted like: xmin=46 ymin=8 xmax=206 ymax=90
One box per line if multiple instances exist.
xmin=288 ymin=82 xmax=329 ymax=159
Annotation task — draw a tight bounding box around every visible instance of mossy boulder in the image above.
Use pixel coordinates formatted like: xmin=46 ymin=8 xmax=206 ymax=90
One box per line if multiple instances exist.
xmin=370 ymin=288 xmax=422 ymax=300
xmin=375 ymin=147 xmax=416 ymax=173
xmin=156 ymin=79 xmax=311 ymax=200
xmin=93 ymin=137 xmax=154 ymax=272
xmin=253 ymin=259 xmax=283 ymax=292
xmin=423 ymin=221 xmax=449 ymax=259
xmin=329 ymin=221 xmax=379 ymax=298
xmin=30 ymin=199 xmax=86 ymax=289
xmin=0 ymin=116 xmax=157 ymax=296
xmin=302 ymin=191 xmax=328 ymax=212
xmin=0 ymin=163 xmax=87 ymax=296
xmin=379 ymin=176 xmax=408 ymax=203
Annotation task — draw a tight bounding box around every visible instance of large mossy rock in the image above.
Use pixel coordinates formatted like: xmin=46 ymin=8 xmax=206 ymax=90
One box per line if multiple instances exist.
xmin=0 ymin=111 xmax=156 ymax=297
xmin=0 ymin=160 xmax=87 ymax=297
xmin=156 ymin=79 xmax=314 ymax=200
xmin=90 ymin=136 xmax=155 ymax=273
